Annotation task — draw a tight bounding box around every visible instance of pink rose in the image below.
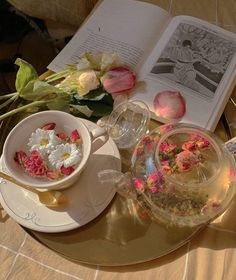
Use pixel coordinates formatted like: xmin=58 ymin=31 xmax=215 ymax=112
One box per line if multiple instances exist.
xmin=158 ymin=124 xmax=174 ymax=135
xmin=182 ymin=140 xmax=196 ymax=151
xmin=134 ymin=178 xmax=145 ymax=193
xmin=56 ymin=132 xmax=67 ymax=140
xmin=134 ymin=145 xmax=144 ymax=157
xmin=190 ymin=134 xmax=210 ymax=149
xmin=149 ymin=186 xmax=159 ymax=193
xmin=70 ymin=129 xmax=81 ymax=144
xmin=146 ymin=170 xmax=165 ymax=192
xmin=160 ymin=140 xmax=177 ymax=154
xmin=101 ymin=66 xmax=136 ymax=94
xmin=175 ymin=150 xmax=200 ymax=171
xmin=161 ymin=160 xmax=171 ymax=173
xmin=153 ymin=91 xmax=186 ymax=120
xmin=60 ymin=166 xmax=75 ymax=176
xmin=229 ymin=168 xmax=236 ymax=182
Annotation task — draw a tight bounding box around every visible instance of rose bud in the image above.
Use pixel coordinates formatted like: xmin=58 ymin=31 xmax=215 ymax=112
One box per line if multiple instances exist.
xmin=70 ymin=129 xmax=81 ymax=143
xmin=78 ymin=70 xmax=100 ymax=92
xmin=101 ymin=66 xmax=136 ymax=94
xmin=153 ymin=91 xmax=186 ymax=121
xmin=60 ymin=166 xmax=75 ymax=176
xmin=41 ymin=123 xmax=56 ymax=130
xmin=134 ymin=178 xmax=145 ymax=193
xmin=56 ymin=132 xmax=67 ymax=140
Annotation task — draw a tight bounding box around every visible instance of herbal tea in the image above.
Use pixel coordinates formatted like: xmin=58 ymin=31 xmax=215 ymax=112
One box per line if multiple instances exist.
xmin=131 ymin=124 xmax=236 ymax=227
xmin=156 ymin=130 xmax=220 ymax=186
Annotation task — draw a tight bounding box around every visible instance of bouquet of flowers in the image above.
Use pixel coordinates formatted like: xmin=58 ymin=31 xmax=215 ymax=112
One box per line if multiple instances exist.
xmin=0 ymin=51 xmax=136 ymax=121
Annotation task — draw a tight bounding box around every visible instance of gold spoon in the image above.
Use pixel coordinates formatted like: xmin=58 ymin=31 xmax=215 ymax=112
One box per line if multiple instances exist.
xmin=0 ymin=170 xmax=67 ymax=208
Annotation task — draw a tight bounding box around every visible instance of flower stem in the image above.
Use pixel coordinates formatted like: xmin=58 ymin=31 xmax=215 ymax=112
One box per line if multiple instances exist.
xmin=44 ymin=70 xmax=69 ymax=83
xmin=0 ymin=92 xmax=18 ymax=100
xmin=0 ymin=95 xmax=18 ymax=110
xmin=0 ymin=100 xmax=47 ymax=121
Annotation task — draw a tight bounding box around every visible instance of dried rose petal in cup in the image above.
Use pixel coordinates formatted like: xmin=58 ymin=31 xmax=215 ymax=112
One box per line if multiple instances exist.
xmin=14 ymin=123 xmax=83 ymax=181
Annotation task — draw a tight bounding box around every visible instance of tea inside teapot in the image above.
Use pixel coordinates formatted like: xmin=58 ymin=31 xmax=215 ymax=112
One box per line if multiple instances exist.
xmin=99 ymin=122 xmax=236 ymax=228
xmin=130 ymin=123 xmax=236 ymax=227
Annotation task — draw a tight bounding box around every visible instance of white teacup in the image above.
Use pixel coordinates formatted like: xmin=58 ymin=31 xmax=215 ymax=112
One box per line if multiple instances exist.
xmin=2 ymin=110 xmax=107 ymax=190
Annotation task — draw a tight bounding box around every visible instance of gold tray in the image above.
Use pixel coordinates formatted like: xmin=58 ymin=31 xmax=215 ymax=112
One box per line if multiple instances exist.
xmin=0 ymin=109 xmax=230 ymax=266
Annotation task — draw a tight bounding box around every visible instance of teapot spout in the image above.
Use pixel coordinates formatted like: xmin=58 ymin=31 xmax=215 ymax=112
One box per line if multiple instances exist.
xmin=98 ymin=169 xmax=137 ymax=199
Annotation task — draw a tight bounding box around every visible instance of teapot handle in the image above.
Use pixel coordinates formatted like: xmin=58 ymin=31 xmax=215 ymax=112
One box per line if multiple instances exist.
xmin=225 ymin=137 xmax=236 ymax=154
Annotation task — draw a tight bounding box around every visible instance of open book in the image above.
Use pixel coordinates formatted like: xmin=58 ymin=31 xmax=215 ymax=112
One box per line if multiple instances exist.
xmin=48 ymin=0 xmax=236 ymax=131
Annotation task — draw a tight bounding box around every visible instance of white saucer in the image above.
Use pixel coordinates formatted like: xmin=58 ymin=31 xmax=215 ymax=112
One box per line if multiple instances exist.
xmin=0 ymin=119 xmax=121 ymax=233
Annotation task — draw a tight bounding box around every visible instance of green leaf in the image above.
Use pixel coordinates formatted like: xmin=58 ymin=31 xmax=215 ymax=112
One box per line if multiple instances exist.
xmin=18 ymin=77 xmax=71 ymax=112
xmin=73 ymin=88 xmax=108 ymax=101
xmin=100 ymin=93 xmax=114 ymax=105
xmin=20 ymin=80 xmax=62 ymax=101
xmin=15 ymin=58 xmax=38 ymax=93
xmin=80 ymin=101 xmax=113 ymax=117
xmin=71 ymin=89 xmax=114 ymax=118
xmin=46 ymin=91 xmax=71 ymax=112
xmin=70 ymin=104 xmax=93 ymax=118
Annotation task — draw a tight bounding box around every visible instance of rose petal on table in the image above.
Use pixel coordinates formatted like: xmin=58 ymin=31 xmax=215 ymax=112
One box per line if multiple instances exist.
xmin=153 ymin=91 xmax=186 ymax=120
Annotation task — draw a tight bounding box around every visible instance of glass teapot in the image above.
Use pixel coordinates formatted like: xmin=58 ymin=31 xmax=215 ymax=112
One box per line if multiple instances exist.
xmin=99 ymin=123 xmax=236 ymax=228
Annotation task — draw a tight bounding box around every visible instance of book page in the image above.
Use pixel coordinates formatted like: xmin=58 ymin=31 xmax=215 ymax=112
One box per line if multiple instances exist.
xmin=48 ymin=0 xmax=171 ymax=72
xmin=134 ymin=16 xmax=236 ymax=130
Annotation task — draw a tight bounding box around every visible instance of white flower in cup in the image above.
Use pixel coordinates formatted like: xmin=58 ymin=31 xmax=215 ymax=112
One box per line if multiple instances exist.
xmin=28 ymin=128 xmax=61 ymax=155
xmin=48 ymin=143 xmax=82 ymax=170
